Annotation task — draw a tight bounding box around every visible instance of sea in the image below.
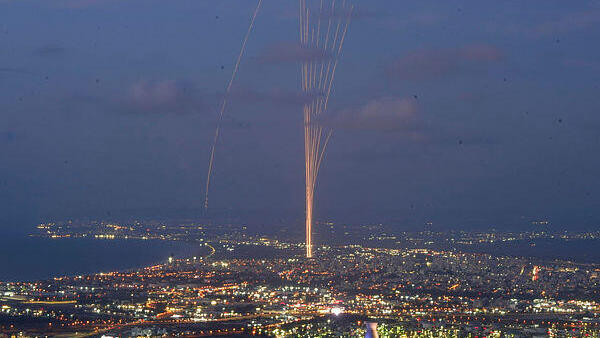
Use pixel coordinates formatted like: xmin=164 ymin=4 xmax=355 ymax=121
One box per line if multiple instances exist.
xmin=0 ymin=235 xmax=205 ymax=282
xmin=1 ymin=235 xmax=599 ymax=283
xmin=454 ymin=238 xmax=600 ymax=264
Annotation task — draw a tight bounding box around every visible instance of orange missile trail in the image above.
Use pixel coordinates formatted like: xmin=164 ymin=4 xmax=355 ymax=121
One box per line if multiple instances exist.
xmin=448 ymin=283 xmax=460 ymax=291
xmin=300 ymin=0 xmax=352 ymax=258
xmin=205 ymin=0 xmax=263 ymax=210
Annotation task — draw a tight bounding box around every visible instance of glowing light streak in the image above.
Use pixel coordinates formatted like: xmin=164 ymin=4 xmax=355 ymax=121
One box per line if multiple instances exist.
xmin=300 ymin=0 xmax=352 ymax=257
xmin=205 ymin=0 xmax=263 ymax=209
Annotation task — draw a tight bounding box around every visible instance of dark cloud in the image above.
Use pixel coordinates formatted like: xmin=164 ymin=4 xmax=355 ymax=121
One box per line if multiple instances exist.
xmin=59 ymin=80 xmax=210 ymax=116
xmin=0 ymin=131 xmax=16 ymax=144
xmin=277 ymin=3 xmax=374 ymax=21
xmin=0 ymin=67 xmax=35 ymax=77
xmin=347 ymin=7 xmax=385 ymax=20
xmin=494 ymin=9 xmax=600 ymax=38
xmin=33 ymin=44 xmax=66 ymax=57
xmin=317 ymin=4 xmax=355 ymax=20
xmin=320 ymin=97 xmax=497 ymax=147
xmin=323 ymin=97 xmax=421 ymax=133
xmin=230 ymin=87 xmax=320 ymax=108
xmin=258 ymin=42 xmax=332 ymax=64
xmin=123 ymin=80 xmax=208 ymax=115
xmin=57 ymin=93 xmax=109 ymax=115
xmin=0 ymin=67 xmax=29 ymax=74
xmin=429 ymin=126 xmax=497 ymax=147
xmin=534 ymin=10 xmax=600 ymax=36
xmin=56 ymin=0 xmax=118 ymax=8
xmin=220 ymin=117 xmax=252 ymax=130
xmin=563 ymin=59 xmax=600 ymax=72
xmin=389 ymin=44 xmax=503 ymax=80
xmin=0 ymin=0 xmax=598 ymax=229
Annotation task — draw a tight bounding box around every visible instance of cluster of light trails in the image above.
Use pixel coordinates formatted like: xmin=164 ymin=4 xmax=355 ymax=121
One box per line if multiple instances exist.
xmin=299 ymin=0 xmax=352 ymax=257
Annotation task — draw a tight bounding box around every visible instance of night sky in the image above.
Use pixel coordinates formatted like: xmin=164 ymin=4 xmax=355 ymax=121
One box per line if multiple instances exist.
xmin=2 ymin=0 xmax=600 ymax=233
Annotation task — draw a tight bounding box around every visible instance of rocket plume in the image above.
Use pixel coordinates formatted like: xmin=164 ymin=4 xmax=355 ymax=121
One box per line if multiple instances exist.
xmin=299 ymin=0 xmax=352 ymax=257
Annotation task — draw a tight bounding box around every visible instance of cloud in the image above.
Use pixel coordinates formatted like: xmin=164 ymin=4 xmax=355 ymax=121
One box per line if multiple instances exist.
xmin=123 ymin=80 xmax=207 ymax=115
xmin=0 ymin=131 xmax=16 ymax=144
xmin=56 ymin=0 xmax=119 ymax=8
xmin=258 ymin=42 xmax=332 ymax=64
xmin=429 ymin=125 xmax=497 ymax=147
xmin=0 ymin=67 xmax=35 ymax=77
xmin=373 ymin=11 xmax=445 ymax=30
xmin=33 ymin=44 xmax=66 ymax=57
xmin=563 ymin=59 xmax=600 ymax=72
xmin=317 ymin=4 xmax=356 ymax=20
xmin=389 ymin=44 xmax=503 ymax=79
xmin=534 ymin=10 xmax=600 ymax=36
xmin=323 ymin=97 xmax=421 ymax=133
xmin=230 ymin=87 xmax=319 ymax=108
xmin=347 ymin=7 xmax=385 ymax=20
xmin=219 ymin=117 xmax=252 ymax=130
xmin=319 ymin=96 xmax=497 ymax=148
xmin=59 ymin=80 xmax=209 ymax=116
xmin=277 ymin=3 xmax=371 ymax=21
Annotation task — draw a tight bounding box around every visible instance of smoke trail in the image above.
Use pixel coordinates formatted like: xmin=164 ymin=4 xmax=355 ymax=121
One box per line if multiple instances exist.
xmin=204 ymin=0 xmax=263 ymax=210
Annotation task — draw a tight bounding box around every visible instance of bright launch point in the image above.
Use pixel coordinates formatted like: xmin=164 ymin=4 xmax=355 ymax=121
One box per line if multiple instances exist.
xmin=331 ymin=307 xmax=343 ymax=316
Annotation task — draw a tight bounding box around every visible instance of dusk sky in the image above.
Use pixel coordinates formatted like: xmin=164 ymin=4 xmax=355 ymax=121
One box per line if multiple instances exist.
xmin=2 ymin=0 xmax=600 ymax=232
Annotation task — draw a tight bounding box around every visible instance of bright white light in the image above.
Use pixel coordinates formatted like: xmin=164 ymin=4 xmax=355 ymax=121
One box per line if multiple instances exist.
xmin=331 ymin=307 xmax=343 ymax=316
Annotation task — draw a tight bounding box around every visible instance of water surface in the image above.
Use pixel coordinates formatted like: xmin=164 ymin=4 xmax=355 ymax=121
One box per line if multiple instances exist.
xmin=0 ymin=236 xmax=205 ymax=282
